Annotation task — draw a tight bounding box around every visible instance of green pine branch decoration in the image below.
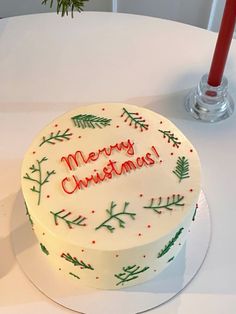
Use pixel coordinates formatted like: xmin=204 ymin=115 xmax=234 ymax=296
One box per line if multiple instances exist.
xmin=24 ymin=200 xmax=33 ymax=226
xmin=121 ymin=107 xmax=149 ymax=132
xmin=192 ymin=204 xmax=198 ymax=221
xmin=168 ymin=256 xmax=175 ymax=263
xmin=173 ymin=156 xmax=190 ymax=182
xmin=143 ymin=194 xmax=185 ymax=213
xmin=50 ymin=209 xmax=87 ymax=228
xmin=39 ymin=128 xmax=73 ymax=147
xmin=23 ymin=157 xmax=56 ymax=206
xmin=157 ymin=228 xmax=184 ymax=258
xmin=71 ymin=114 xmax=112 ymax=129
xmin=61 ymin=253 xmax=94 ymax=270
xmin=69 ymin=272 xmax=80 ymax=279
xmin=115 ymin=265 xmax=149 ymax=286
xmin=41 ymin=0 xmax=89 ymax=17
xmin=95 ymin=201 xmax=136 ymax=233
xmin=158 ymin=129 xmax=181 ymax=148
xmin=40 ymin=243 xmax=49 ymax=255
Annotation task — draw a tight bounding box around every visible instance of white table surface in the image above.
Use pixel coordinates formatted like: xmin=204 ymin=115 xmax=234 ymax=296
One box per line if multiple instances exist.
xmin=0 ymin=11 xmax=236 ymax=314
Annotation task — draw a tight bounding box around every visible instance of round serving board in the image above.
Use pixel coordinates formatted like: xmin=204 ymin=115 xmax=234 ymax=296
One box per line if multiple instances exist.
xmin=11 ymin=190 xmax=211 ymax=314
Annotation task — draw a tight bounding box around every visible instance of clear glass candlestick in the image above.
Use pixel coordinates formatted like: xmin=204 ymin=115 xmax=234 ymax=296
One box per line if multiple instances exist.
xmin=185 ymin=74 xmax=234 ymax=122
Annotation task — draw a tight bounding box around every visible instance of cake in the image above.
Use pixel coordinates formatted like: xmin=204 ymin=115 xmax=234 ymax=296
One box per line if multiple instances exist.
xmin=21 ymin=103 xmax=201 ymax=289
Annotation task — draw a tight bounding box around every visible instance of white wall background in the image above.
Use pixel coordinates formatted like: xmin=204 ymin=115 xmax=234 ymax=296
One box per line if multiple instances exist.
xmin=0 ymin=0 xmax=216 ymax=31
xmin=117 ymin=0 xmax=213 ymax=29
xmin=0 ymin=0 xmax=112 ymax=18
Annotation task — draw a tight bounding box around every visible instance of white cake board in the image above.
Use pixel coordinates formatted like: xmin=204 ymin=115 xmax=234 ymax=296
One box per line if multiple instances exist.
xmin=11 ymin=190 xmax=211 ymax=314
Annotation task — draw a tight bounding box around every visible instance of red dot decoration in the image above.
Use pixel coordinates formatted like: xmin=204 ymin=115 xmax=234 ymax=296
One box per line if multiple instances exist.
xmin=190 ymin=149 xmax=193 ymax=153
xmin=81 ymin=249 xmax=84 ymax=252
xmin=102 ymin=108 xmax=105 ymax=111
xmin=160 ymin=121 xmax=163 ymax=124
xmin=47 ymin=195 xmax=50 ymax=198
xmin=78 ymin=136 xmax=81 ymax=139
xmin=92 ymin=240 xmax=96 ymax=244
xmin=138 ymin=233 xmax=142 ymax=237
xmin=96 ymin=276 xmax=99 ymax=279
xmin=171 ymin=152 xmax=174 ymax=156
xmin=91 ymin=210 xmax=95 ymax=214
xmin=33 ymin=151 xmax=36 ymax=154
xmin=139 ymin=194 xmax=143 ymax=197
xmin=160 ymin=160 xmax=163 ymax=163
xmin=54 ymin=124 xmax=58 ymax=127
xmin=189 ymin=189 xmax=193 ymax=192
xmin=116 ymin=125 xmax=120 ymax=128
xmin=147 ymin=225 xmax=151 ymax=228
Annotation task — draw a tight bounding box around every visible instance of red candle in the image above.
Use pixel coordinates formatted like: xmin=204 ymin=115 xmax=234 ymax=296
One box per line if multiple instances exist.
xmin=208 ymin=0 xmax=236 ymax=87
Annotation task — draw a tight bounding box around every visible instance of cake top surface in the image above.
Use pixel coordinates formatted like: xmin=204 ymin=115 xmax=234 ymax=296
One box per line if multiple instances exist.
xmin=21 ymin=103 xmax=201 ymax=250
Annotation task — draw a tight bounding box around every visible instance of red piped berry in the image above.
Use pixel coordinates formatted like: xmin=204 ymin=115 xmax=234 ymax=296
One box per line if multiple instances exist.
xmin=160 ymin=160 xmax=163 ymax=163
xmin=138 ymin=233 xmax=142 ymax=237
xmin=189 ymin=189 xmax=193 ymax=192
xmin=171 ymin=152 xmax=174 ymax=156
xmin=91 ymin=210 xmax=95 ymax=214
xmin=92 ymin=240 xmax=96 ymax=244
xmin=147 ymin=225 xmax=151 ymax=228
xmin=190 ymin=149 xmax=193 ymax=153
xmin=54 ymin=124 xmax=58 ymax=127
xmin=116 ymin=125 xmax=120 ymax=128
xmin=139 ymin=194 xmax=143 ymax=197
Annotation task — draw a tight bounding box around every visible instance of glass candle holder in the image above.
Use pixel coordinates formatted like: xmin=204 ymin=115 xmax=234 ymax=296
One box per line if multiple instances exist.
xmin=185 ymin=74 xmax=234 ymax=122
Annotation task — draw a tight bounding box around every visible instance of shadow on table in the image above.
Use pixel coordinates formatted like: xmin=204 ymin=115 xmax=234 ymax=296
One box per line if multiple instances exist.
xmin=126 ymin=88 xmax=197 ymax=123
xmin=0 ymin=191 xmax=36 ymax=280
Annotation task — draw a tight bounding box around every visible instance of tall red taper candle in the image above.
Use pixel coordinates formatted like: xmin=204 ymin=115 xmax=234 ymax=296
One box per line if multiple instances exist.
xmin=208 ymin=0 xmax=236 ymax=87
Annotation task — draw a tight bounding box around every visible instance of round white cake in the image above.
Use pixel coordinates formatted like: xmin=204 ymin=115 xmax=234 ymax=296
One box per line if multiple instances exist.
xmin=21 ymin=103 xmax=201 ymax=289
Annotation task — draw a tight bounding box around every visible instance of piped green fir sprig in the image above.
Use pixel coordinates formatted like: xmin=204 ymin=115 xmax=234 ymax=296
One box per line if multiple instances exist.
xmin=41 ymin=0 xmax=89 ymax=18
xmin=158 ymin=129 xmax=181 ymax=148
xmin=23 ymin=157 xmax=56 ymax=206
xmin=143 ymin=194 xmax=185 ymax=214
xmin=39 ymin=128 xmax=73 ymax=147
xmin=69 ymin=272 xmax=80 ymax=279
xmin=61 ymin=253 xmax=94 ymax=270
xmin=121 ymin=107 xmax=149 ymax=132
xmin=40 ymin=243 xmax=49 ymax=255
xmin=173 ymin=156 xmax=190 ymax=182
xmin=115 ymin=265 xmax=150 ymax=286
xmin=71 ymin=113 xmax=112 ymax=129
xmin=157 ymin=228 xmax=184 ymax=258
xmin=95 ymin=201 xmax=136 ymax=233
xmin=24 ymin=200 xmax=33 ymax=226
xmin=50 ymin=209 xmax=87 ymax=229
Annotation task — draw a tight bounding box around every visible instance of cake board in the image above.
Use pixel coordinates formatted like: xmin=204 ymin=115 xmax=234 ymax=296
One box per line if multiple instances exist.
xmin=11 ymin=190 xmax=211 ymax=314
